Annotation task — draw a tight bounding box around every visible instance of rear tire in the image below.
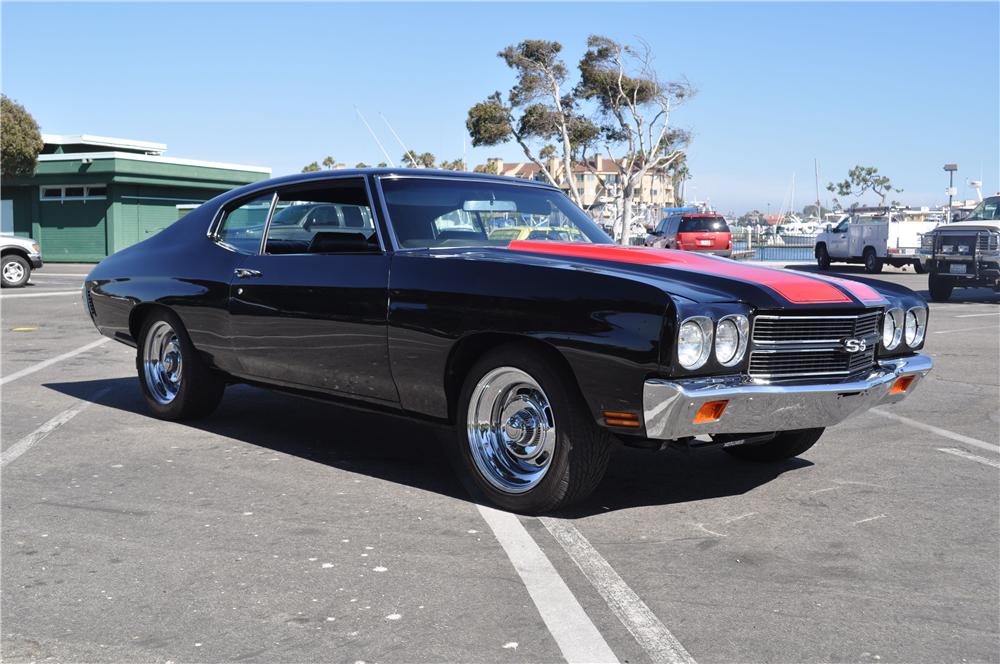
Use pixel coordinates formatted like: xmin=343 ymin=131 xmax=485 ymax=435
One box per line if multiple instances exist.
xmin=1 ymin=255 xmax=30 ymax=288
xmin=455 ymin=345 xmax=612 ymax=514
xmin=863 ymin=248 xmax=883 ymax=274
xmin=136 ymin=309 xmax=225 ymax=421
xmin=815 ymin=244 xmax=831 ymax=270
xmin=723 ymin=428 xmax=824 ymax=462
xmin=912 ymin=260 xmax=926 ymax=274
xmin=928 ymin=273 xmax=954 ymax=302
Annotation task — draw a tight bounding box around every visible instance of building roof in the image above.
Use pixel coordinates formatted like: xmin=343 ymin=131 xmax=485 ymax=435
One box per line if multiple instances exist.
xmin=35 ymin=151 xmax=271 ymax=174
xmin=42 ymin=134 xmax=167 ymax=155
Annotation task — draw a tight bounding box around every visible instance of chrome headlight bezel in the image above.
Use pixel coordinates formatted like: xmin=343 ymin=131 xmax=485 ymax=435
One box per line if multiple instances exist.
xmin=677 ymin=316 xmax=714 ymax=370
xmin=715 ymin=314 xmax=749 ymax=367
xmin=904 ymin=306 xmax=927 ymax=347
xmin=882 ymin=308 xmax=904 ymax=350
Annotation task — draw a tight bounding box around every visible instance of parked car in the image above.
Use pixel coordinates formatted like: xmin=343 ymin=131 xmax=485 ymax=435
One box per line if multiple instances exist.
xmin=83 ymin=169 xmax=932 ymax=513
xmin=814 ymin=209 xmax=937 ymax=273
xmin=919 ymin=196 xmax=1000 ymax=301
xmin=1 ymin=234 xmax=43 ymax=288
xmin=646 ymin=213 xmax=732 ymax=257
xmin=487 ymin=225 xmax=586 ymax=242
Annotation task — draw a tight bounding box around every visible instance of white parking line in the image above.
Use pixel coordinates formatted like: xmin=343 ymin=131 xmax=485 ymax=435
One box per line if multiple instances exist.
xmin=937 ymin=448 xmax=1000 ymax=469
xmin=541 ymin=517 xmax=697 ymax=664
xmin=870 ymin=408 xmax=1000 ymax=454
xmin=0 ymin=337 xmax=111 ymax=386
xmin=1 ymin=387 xmax=111 ymax=468
xmin=0 ymin=290 xmax=80 ymax=299
xmin=933 ymin=324 xmax=1000 ymax=335
xmin=476 ymin=505 xmax=620 ymax=664
xmin=954 ymin=312 xmax=1000 ymax=319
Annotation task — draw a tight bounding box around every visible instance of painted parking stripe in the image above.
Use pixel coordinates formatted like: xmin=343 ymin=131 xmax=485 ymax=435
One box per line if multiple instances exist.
xmin=1 ymin=387 xmax=111 ymax=468
xmin=477 ymin=505 xmax=620 ymax=664
xmin=933 ymin=324 xmax=1000 ymax=335
xmin=954 ymin=312 xmax=1000 ymax=319
xmin=541 ymin=517 xmax=697 ymax=664
xmin=937 ymin=448 xmax=1000 ymax=469
xmin=0 ymin=337 xmax=111 ymax=386
xmin=0 ymin=290 xmax=80 ymax=299
xmin=870 ymin=408 xmax=1000 ymax=454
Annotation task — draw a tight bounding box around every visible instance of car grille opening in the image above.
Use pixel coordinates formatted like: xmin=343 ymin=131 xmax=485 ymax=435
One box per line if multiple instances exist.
xmin=749 ymin=312 xmax=880 ymax=380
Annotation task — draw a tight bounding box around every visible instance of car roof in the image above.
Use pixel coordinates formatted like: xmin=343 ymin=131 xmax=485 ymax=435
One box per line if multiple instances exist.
xmin=938 ymin=219 xmax=1000 ymax=231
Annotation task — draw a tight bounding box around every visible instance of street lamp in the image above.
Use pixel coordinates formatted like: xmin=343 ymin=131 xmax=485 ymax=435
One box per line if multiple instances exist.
xmin=944 ymin=163 xmax=958 ymax=223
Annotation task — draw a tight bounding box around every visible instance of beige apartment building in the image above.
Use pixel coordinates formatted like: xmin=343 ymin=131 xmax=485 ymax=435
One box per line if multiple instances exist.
xmin=482 ymin=155 xmax=675 ymax=219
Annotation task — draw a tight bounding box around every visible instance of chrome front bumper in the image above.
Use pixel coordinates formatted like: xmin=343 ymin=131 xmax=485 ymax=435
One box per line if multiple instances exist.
xmin=643 ymin=354 xmax=932 ymax=440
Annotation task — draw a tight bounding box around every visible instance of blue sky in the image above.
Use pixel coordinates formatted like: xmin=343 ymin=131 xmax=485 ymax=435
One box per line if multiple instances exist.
xmin=3 ymin=2 xmax=997 ymax=213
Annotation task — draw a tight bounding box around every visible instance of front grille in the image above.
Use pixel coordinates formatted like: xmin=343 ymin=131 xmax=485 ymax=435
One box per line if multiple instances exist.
xmin=978 ymin=232 xmax=999 ymax=253
xmin=749 ymin=312 xmax=880 ymax=380
xmin=938 ymin=234 xmax=978 ymax=256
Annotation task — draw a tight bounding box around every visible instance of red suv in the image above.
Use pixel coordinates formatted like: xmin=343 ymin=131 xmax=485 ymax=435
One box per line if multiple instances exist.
xmin=646 ymin=213 xmax=732 ymax=257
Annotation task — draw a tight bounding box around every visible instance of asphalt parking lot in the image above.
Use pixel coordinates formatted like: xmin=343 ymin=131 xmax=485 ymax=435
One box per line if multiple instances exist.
xmin=2 ymin=264 xmax=998 ymax=664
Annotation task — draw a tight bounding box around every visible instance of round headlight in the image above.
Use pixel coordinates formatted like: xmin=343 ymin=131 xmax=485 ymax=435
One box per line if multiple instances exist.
xmin=715 ymin=319 xmax=739 ymax=365
xmin=882 ymin=308 xmax=903 ymax=350
xmin=905 ymin=307 xmax=927 ymax=347
xmin=678 ymin=317 xmax=711 ymax=370
xmin=714 ymin=315 xmax=749 ymax=367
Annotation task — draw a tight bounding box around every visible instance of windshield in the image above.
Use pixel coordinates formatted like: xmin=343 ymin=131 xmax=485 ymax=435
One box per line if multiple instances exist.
xmin=380 ymin=177 xmax=612 ymax=249
xmin=963 ymin=197 xmax=1000 ymax=221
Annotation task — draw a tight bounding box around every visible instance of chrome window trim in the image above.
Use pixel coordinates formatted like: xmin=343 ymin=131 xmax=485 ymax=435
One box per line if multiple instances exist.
xmin=209 ymin=190 xmax=277 ymax=255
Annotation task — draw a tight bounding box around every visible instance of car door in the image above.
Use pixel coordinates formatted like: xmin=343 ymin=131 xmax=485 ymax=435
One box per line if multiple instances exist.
xmin=226 ymin=177 xmax=398 ymax=404
xmin=826 ymin=218 xmax=850 ymax=257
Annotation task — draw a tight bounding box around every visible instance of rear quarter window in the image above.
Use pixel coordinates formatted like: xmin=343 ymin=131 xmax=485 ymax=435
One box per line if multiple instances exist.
xmin=679 ymin=216 xmax=730 ymax=233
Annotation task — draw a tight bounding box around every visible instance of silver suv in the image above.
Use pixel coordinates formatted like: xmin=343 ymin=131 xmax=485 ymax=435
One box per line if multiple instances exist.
xmin=1 ymin=234 xmax=43 ymax=288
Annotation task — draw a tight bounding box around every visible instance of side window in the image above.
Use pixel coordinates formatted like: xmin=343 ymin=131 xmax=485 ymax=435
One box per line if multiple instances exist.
xmin=217 ymin=193 xmax=274 ymax=254
xmin=264 ymin=178 xmax=379 ymax=255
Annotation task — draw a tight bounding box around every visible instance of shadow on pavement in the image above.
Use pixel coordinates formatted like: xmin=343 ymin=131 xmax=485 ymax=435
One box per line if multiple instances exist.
xmin=45 ymin=376 xmax=810 ymax=517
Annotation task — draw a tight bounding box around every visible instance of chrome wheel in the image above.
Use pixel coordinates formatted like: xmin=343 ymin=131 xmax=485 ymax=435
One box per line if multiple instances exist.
xmin=467 ymin=367 xmax=556 ymax=494
xmin=2 ymin=260 xmax=25 ymax=284
xmin=143 ymin=321 xmax=183 ymax=404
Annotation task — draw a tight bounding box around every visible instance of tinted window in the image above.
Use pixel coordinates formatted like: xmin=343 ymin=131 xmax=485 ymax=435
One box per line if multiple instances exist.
xmin=965 ymin=197 xmax=1000 ymax=221
xmin=264 ymin=178 xmax=378 ymax=254
xmin=217 ymin=193 xmax=273 ymax=254
xmin=380 ymin=177 xmax=611 ymax=249
xmin=679 ymin=216 xmax=730 ymax=233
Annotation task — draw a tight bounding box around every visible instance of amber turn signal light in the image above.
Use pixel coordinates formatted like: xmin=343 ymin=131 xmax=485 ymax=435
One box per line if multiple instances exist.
xmin=890 ymin=375 xmax=915 ymax=394
xmin=693 ymin=400 xmax=728 ymax=424
xmin=603 ymin=411 xmax=641 ymax=428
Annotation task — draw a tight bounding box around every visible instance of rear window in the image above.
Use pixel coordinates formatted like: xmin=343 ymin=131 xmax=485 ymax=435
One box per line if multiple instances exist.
xmin=679 ymin=216 xmax=729 ymax=233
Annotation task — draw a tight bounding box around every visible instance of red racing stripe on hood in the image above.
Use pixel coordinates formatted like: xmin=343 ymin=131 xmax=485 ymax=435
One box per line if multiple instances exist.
xmin=507 ymin=241 xmax=880 ymax=305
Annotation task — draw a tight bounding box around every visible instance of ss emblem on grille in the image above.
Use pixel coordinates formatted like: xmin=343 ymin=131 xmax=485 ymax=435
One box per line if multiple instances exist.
xmin=843 ymin=338 xmax=867 ymax=353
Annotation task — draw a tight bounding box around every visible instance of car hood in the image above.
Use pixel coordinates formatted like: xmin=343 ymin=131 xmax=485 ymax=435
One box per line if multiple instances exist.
xmin=433 ymin=242 xmax=891 ymax=309
xmin=0 ymin=234 xmax=36 ymax=251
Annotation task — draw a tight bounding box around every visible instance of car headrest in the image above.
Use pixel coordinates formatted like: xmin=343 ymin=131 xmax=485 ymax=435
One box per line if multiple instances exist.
xmin=307 ymin=232 xmax=372 ymax=253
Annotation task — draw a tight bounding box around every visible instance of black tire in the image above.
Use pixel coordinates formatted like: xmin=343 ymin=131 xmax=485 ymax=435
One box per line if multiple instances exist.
xmin=136 ymin=309 xmax=225 ymax=421
xmin=815 ymin=244 xmax=831 ymax=270
xmin=455 ymin=344 xmax=612 ymax=513
xmin=912 ymin=260 xmax=926 ymax=274
xmin=723 ymin=428 xmax=824 ymax=462
xmin=863 ymin=248 xmax=883 ymax=274
xmin=928 ymin=273 xmax=954 ymax=302
xmin=1 ymin=254 xmax=31 ymax=288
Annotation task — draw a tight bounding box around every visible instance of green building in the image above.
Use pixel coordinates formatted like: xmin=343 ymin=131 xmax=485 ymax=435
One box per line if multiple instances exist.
xmin=1 ymin=134 xmax=270 ymax=262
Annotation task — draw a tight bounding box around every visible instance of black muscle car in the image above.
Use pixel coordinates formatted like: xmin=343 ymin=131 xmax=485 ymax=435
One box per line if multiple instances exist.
xmin=83 ymin=170 xmax=933 ymax=513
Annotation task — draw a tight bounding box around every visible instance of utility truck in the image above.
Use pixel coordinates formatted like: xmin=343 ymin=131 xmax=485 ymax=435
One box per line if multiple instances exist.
xmin=814 ymin=208 xmax=938 ymax=273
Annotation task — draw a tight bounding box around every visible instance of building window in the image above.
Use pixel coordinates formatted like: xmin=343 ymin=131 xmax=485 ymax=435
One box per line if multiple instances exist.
xmin=606 ymin=174 xmax=620 ymax=184
xmin=39 ymin=185 xmax=108 ymax=202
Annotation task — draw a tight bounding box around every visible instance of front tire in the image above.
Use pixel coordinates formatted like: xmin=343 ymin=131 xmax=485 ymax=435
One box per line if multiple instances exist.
xmin=928 ymin=273 xmax=954 ymax=302
xmin=1 ymin=255 xmax=30 ymax=288
xmin=863 ymin=248 xmax=883 ymax=274
xmin=723 ymin=428 xmax=824 ymax=462
xmin=815 ymin=244 xmax=831 ymax=270
xmin=137 ymin=309 xmax=225 ymax=421
xmin=456 ymin=345 xmax=611 ymax=513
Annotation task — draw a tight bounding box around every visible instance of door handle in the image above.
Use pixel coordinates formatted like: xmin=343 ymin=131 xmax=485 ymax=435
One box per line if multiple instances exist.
xmin=234 ymin=268 xmax=262 ymax=279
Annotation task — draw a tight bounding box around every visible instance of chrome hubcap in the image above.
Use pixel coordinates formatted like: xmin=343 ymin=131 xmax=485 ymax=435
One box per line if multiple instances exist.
xmin=3 ymin=261 xmax=25 ymax=283
xmin=467 ymin=367 xmax=556 ymax=494
xmin=143 ymin=321 xmax=183 ymax=404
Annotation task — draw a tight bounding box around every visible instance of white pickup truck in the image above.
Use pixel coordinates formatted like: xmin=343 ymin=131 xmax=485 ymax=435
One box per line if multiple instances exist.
xmin=814 ymin=210 xmax=938 ymax=273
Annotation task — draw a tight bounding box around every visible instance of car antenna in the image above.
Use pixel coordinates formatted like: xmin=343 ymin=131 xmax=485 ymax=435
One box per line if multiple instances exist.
xmin=380 ymin=113 xmax=418 ymax=169
xmin=354 ymin=106 xmax=395 ymax=167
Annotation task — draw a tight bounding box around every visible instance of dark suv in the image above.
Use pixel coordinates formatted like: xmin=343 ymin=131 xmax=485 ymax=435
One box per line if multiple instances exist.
xmin=646 ymin=213 xmax=732 ymax=257
xmin=919 ymin=196 xmax=1000 ymax=301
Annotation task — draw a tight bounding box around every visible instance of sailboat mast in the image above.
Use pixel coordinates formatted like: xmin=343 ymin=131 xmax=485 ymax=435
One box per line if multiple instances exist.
xmin=814 ymin=158 xmax=821 ymax=215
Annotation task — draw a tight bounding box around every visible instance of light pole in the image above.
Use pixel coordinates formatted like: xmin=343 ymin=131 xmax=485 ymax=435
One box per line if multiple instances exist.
xmin=944 ymin=163 xmax=958 ymax=223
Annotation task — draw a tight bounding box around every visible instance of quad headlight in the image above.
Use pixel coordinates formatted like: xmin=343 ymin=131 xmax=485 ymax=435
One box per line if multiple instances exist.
xmin=715 ymin=315 xmax=750 ymax=367
xmin=904 ymin=307 xmax=927 ymax=347
xmin=882 ymin=308 xmax=903 ymax=350
xmin=677 ymin=316 xmax=713 ymax=370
